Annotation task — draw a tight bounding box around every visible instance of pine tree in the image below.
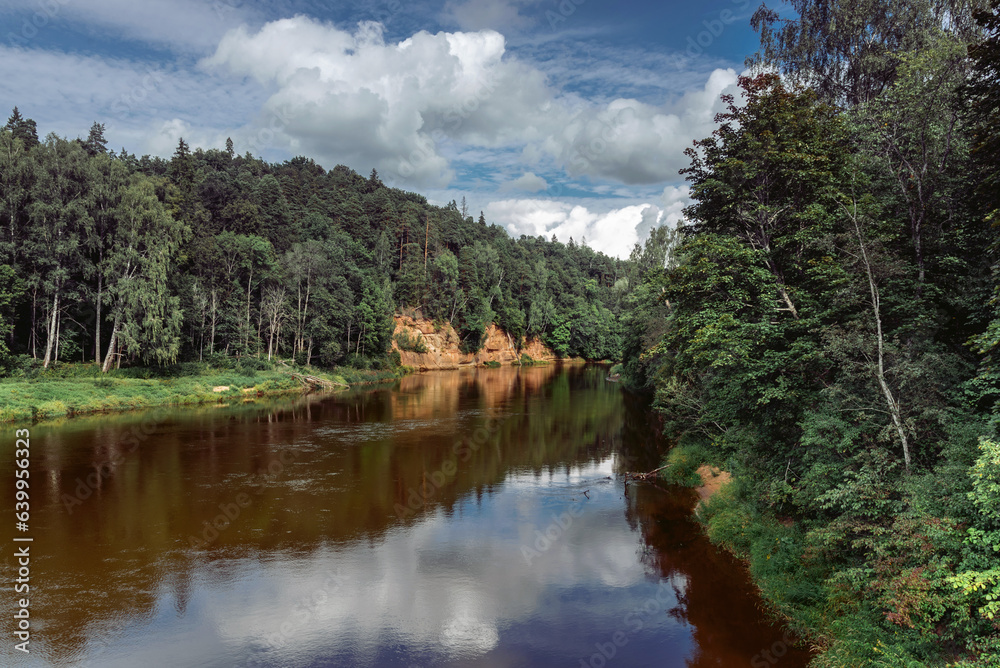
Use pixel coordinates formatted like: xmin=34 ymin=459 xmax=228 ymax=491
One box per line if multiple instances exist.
xmin=5 ymin=107 xmax=39 ymax=150
xmin=83 ymin=122 xmax=108 ymax=156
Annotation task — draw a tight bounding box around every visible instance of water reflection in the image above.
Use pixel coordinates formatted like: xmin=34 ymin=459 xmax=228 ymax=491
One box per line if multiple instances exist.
xmin=1 ymin=365 xmax=810 ymax=667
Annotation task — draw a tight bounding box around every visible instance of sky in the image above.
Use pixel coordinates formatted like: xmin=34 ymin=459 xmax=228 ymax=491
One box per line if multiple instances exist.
xmin=0 ymin=0 xmax=772 ymax=258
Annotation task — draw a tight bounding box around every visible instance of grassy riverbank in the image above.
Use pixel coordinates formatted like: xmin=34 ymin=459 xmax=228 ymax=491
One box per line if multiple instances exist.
xmin=0 ymin=359 xmax=409 ymax=423
xmin=657 ymin=443 xmax=1000 ymax=668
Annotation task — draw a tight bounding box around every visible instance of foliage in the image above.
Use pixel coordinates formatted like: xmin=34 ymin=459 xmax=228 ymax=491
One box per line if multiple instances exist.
xmin=0 ymin=111 xmax=628 ymax=375
xmin=658 ymin=444 xmax=708 ymax=487
xmin=620 ymin=11 xmax=1000 ymax=660
xmin=393 ymin=329 xmax=428 ymax=353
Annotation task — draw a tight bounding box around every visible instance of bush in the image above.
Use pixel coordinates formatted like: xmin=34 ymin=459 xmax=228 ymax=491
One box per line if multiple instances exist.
xmin=394 ymin=330 xmax=428 ymax=353
xmin=659 ymin=443 xmax=709 ymax=486
xmin=236 ymin=356 xmax=273 ymax=374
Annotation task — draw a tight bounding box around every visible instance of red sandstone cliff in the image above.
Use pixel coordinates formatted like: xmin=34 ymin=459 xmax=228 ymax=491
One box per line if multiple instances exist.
xmin=391 ymin=316 xmax=558 ymax=370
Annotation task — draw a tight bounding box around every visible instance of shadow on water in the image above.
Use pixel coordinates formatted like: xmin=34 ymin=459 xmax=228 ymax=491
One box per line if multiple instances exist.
xmin=0 ymin=364 xmax=811 ymax=667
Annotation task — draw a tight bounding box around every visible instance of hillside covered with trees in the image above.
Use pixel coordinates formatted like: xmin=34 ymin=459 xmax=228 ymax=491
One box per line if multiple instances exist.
xmin=620 ymin=0 xmax=1000 ymax=665
xmin=0 ymin=118 xmax=626 ymax=375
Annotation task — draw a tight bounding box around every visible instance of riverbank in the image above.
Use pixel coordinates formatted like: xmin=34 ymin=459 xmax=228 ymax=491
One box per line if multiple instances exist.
xmin=0 ymin=360 xmax=408 ymax=424
xmin=659 ymin=449 xmax=997 ymax=667
xmin=655 ymin=447 xmax=820 ymax=658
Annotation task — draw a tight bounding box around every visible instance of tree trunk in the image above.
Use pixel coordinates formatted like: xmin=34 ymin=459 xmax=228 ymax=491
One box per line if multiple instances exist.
xmin=256 ymin=284 xmax=265 ymax=357
xmin=209 ymin=289 xmax=217 ymax=355
xmin=246 ymin=269 xmax=253 ymax=352
xmin=102 ymin=313 xmax=120 ymax=373
xmin=30 ymin=287 xmax=37 ymax=359
xmin=95 ymin=270 xmax=102 ymax=363
xmin=42 ymin=290 xmax=59 ymax=368
xmin=54 ymin=307 xmax=61 ymax=364
xmin=850 ymin=205 xmax=911 ymax=472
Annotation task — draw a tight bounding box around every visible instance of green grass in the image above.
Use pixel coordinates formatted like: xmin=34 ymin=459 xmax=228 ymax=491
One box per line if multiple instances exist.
xmin=658 ymin=443 xmax=710 ymax=487
xmin=0 ymin=359 xmax=409 ymax=424
xmin=517 ymin=353 xmax=550 ymax=366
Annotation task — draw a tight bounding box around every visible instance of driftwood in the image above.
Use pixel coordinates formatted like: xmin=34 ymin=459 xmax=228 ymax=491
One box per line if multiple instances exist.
xmin=288 ymin=372 xmax=348 ymax=391
xmin=623 ymin=465 xmax=669 ymax=483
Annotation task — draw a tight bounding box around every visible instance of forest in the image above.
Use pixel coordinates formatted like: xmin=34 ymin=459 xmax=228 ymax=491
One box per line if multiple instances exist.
xmin=0 ymin=116 xmax=626 ymax=374
xmin=619 ymin=0 xmax=1000 ymax=665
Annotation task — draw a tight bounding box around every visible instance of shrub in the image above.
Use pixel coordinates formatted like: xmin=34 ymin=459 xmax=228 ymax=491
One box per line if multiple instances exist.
xmin=659 ymin=443 xmax=709 ymax=486
xmin=393 ymin=330 xmax=428 ymax=353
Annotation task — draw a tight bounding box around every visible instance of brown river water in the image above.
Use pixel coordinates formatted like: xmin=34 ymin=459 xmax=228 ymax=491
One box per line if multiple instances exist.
xmin=1 ymin=364 xmax=812 ymax=667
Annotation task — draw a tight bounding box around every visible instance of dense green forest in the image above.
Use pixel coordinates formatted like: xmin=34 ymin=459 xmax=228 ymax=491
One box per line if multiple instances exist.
xmin=0 ymin=116 xmax=626 ymax=374
xmin=620 ymin=0 xmax=1000 ymax=665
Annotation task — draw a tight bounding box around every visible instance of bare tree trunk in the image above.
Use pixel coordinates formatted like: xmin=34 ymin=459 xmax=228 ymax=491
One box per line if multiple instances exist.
xmin=30 ymin=287 xmax=37 ymax=358
xmin=95 ymin=271 xmax=102 ymax=363
xmin=256 ymin=284 xmax=265 ymax=357
xmin=53 ymin=307 xmax=61 ymax=363
xmin=209 ymin=289 xmax=217 ymax=355
xmin=199 ymin=302 xmax=206 ymax=362
xmin=42 ymin=290 xmax=59 ymax=368
xmin=102 ymin=313 xmax=120 ymax=373
xmin=849 ymin=203 xmax=911 ymax=472
xmin=245 ymin=269 xmax=253 ymax=352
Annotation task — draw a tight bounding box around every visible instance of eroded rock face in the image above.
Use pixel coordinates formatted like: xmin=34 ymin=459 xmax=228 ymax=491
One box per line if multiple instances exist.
xmin=391 ymin=316 xmax=558 ymax=370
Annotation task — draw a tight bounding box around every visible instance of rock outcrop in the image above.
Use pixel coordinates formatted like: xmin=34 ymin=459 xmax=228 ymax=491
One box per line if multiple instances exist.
xmin=391 ymin=316 xmax=559 ymax=370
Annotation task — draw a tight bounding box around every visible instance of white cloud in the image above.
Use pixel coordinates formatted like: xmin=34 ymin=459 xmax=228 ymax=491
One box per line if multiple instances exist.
xmin=204 ymin=16 xmax=741 ymax=188
xmin=486 ymin=198 xmax=669 ymax=259
xmin=205 ymin=17 xmax=530 ymax=187
xmin=0 ymin=46 xmax=263 ymax=156
xmin=659 ymin=184 xmax=690 ymax=228
xmin=441 ymin=0 xmax=540 ymax=32
xmin=500 ymin=171 xmax=548 ymax=192
xmin=0 ymin=0 xmax=264 ymax=53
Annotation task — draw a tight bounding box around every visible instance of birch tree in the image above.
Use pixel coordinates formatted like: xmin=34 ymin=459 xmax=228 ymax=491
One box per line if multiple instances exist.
xmin=102 ymin=177 xmax=186 ymax=371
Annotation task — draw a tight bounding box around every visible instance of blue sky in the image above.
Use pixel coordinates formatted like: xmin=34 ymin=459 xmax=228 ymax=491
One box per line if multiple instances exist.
xmin=0 ymin=0 xmax=773 ymax=257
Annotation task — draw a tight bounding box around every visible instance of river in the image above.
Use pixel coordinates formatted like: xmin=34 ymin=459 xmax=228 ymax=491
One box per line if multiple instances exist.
xmin=2 ymin=364 xmax=811 ymax=667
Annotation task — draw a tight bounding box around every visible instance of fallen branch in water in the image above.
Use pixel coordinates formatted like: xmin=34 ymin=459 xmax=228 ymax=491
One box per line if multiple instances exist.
xmin=623 ymin=465 xmax=669 ymax=482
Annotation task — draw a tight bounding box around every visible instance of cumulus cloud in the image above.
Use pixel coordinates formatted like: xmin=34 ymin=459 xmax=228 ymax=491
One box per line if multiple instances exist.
xmin=204 ymin=16 xmax=740 ymax=188
xmin=485 ymin=199 xmax=660 ymax=259
xmin=500 ymin=171 xmax=548 ymax=192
